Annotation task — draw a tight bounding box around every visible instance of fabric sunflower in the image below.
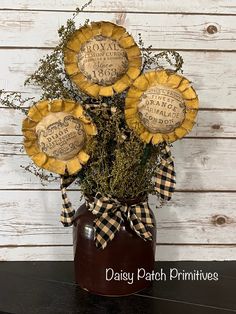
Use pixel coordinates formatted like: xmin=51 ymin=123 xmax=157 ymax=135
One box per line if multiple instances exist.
xmin=22 ymin=99 xmax=97 ymax=175
xmin=125 ymin=70 xmax=199 ymax=144
xmin=64 ymin=21 xmax=142 ymax=98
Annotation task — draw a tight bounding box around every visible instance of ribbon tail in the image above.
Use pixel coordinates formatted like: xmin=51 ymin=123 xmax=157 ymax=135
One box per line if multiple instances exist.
xmin=93 ymin=212 xmax=123 ymax=249
xmin=155 ymin=143 xmax=176 ymax=201
xmin=60 ymin=175 xmax=76 ymax=227
xmin=128 ymin=210 xmax=153 ymax=241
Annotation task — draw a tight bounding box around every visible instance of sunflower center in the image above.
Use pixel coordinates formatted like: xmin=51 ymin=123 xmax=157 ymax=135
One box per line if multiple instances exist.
xmin=36 ymin=112 xmax=86 ymax=161
xmin=78 ymin=35 xmax=129 ymax=85
xmin=137 ymin=85 xmax=186 ymax=134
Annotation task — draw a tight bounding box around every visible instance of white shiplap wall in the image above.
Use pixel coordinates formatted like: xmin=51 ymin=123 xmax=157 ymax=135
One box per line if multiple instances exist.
xmin=0 ymin=0 xmax=236 ymax=261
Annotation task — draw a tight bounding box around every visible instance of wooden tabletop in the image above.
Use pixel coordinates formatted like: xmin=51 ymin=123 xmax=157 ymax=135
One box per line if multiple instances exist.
xmin=0 ymin=261 xmax=235 ymax=313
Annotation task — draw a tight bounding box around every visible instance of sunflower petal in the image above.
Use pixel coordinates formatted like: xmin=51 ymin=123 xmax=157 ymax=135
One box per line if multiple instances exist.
xmin=113 ymin=75 xmax=131 ymax=93
xmin=175 ymin=127 xmax=188 ymax=139
xmin=74 ymin=30 xmax=87 ymax=44
xmin=152 ymin=134 xmax=163 ymax=145
xmin=145 ymin=71 xmax=157 ymax=85
xmin=129 ymin=57 xmax=142 ymax=68
xmin=119 ymin=35 xmax=136 ymax=48
xmin=64 ymin=48 xmax=78 ymax=64
xmin=126 ymin=67 xmax=141 ymax=80
xmin=111 ymin=25 xmax=126 ymax=40
xmin=99 ymin=86 xmax=114 ymax=97
xmin=36 ymin=100 xmax=49 ymax=116
xmin=28 ymin=106 xmax=42 ymax=122
xmin=133 ymin=75 xmax=149 ymax=91
xmin=64 ymin=63 xmax=79 ymax=76
xmin=126 ymin=46 xmax=141 ymax=59
xmin=155 ymin=70 xmax=169 ymax=84
xmin=127 ymin=87 xmax=143 ymax=98
xmin=163 ymin=132 xmax=178 ymax=143
xmin=63 ymin=100 xmax=77 ymax=112
xmin=32 ymin=152 xmax=48 ymax=167
xmin=101 ymin=21 xmax=115 ymax=37
xmin=22 ymin=130 xmax=37 ymax=140
xmin=186 ymin=109 xmax=198 ymax=120
xmin=80 ymin=25 xmax=93 ymax=40
xmin=181 ymin=119 xmax=195 ymax=131
xmin=167 ymin=74 xmax=183 ymax=88
xmin=24 ymin=143 xmax=40 ymax=156
xmin=79 ymin=114 xmax=92 ymax=124
xmin=43 ymin=158 xmax=66 ymax=175
xmin=83 ymin=84 xmax=100 ymax=98
xmin=125 ymin=107 xmax=137 ymax=118
xmin=78 ymin=150 xmax=90 ymax=165
xmin=140 ymin=131 xmax=153 ymax=143
xmin=182 ymin=87 xmax=197 ymax=100
xmin=178 ymin=79 xmax=190 ymax=92
xmin=125 ymin=97 xmax=139 ymax=109
xmin=24 ymin=139 xmax=36 ymax=148
xmin=49 ymin=99 xmax=64 ymax=112
xmin=66 ymin=158 xmax=82 ymax=175
xmin=66 ymin=36 xmax=81 ymax=52
xmin=73 ymin=104 xmax=83 ymax=118
xmin=185 ymin=99 xmax=199 ymax=110
xmin=90 ymin=22 xmax=102 ymax=36
xmin=22 ymin=118 xmax=37 ymax=131
xmin=83 ymin=123 xmax=97 ymax=136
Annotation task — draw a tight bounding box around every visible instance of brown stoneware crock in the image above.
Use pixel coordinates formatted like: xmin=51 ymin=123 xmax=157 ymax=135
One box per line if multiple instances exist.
xmin=73 ymin=197 xmax=156 ymax=296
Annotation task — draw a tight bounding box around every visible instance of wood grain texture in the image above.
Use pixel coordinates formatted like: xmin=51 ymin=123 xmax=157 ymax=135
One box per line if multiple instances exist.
xmin=156 ymin=245 xmax=236 ymax=261
xmin=1 ymin=137 xmax=235 ymax=191
xmin=1 ymin=108 xmax=236 ymax=137
xmin=1 ymin=245 xmax=236 ymax=261
xmin=1 ymin=49 xmax=236 ymax=109
xmin=1 ymin=0 xmax=236 ymax=14
xmin=0 ymin=191 xmax=235 ymax=246
xmin=0 ymin=0 xmax=235 ymax=261
xmin=0 ymin=11 xmax=235 ymax=50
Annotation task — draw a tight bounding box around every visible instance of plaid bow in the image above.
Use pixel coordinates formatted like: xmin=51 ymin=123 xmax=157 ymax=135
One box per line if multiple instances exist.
xmin=86 ymin=193 xmax=154 ymax=249
xmin=154 ymin=142 xmax=176 ymax=201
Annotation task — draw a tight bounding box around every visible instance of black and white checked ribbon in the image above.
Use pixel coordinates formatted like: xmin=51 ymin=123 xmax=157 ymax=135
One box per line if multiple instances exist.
xmin=154 ymin=143 xmax=176 ymax=201
xmin=86 ymin=193 xmax=154 ymax=249
xmin=60 ymin=175 xmax=77 ymax=227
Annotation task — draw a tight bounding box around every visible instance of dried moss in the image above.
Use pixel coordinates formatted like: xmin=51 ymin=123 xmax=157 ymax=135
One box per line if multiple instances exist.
xmin=75 ymin=104 xmax=160 ymax=198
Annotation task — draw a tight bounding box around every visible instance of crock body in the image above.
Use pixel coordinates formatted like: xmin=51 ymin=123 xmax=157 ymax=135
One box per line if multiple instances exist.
xmin=73 ymin=202 xmax=156 ymax=296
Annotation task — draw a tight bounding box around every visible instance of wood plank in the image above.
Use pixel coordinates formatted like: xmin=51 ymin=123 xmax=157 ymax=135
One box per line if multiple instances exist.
xmin=1 ymin=49 xmax=236 ymax=109
xmin=0 ymin=11 xmax=235 ymax=50
xmin=0 ymin=190 xmax=76 ymax=246
xmin=173 ymin=138 xmax=236 ymax=191
xmin=0 ymin=138 xmax=235 ymax=190
xmin=156 ymin=245 xmax=236 ymax=261
xmin=1 ymin=108 xmax=236 ymax=138
xmin=0 ymin=190 xmax=236 ymax=246
xmin=0 ymin=246 xmax=73 ymax=261
xmin=1 ymin=244 xmax=236 ymax=261
xmin=152 ymin=193 xmax=236 ymax=244
xmin=1 ymin=0 xmax=236 ymax=14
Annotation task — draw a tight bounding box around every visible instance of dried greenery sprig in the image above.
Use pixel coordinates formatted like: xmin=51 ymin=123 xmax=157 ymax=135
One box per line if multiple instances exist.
xmin=138 ymin=33 xmax=184 ymax=73
xmin=0 ymin=90 xmax=33 ymax=115
xmin=20 ymin=164 xmax=58 ymax=186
